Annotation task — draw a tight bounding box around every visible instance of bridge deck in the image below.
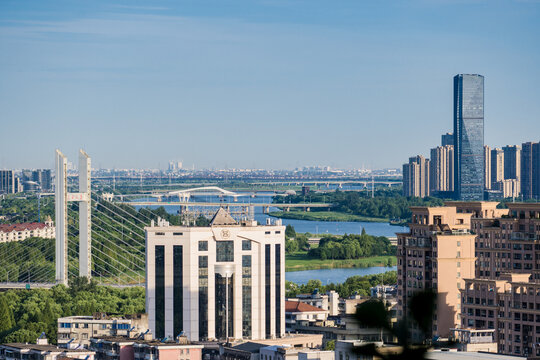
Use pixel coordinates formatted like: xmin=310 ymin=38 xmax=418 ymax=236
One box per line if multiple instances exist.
xmin=120 ymin=201 xmax=332 ymax=207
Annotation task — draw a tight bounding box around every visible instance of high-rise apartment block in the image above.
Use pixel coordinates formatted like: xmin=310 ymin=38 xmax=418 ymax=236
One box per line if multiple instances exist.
xmin=490 ymin=148 xmax=504 ymax=190
xmin=460 ymin=203 xmax=540 ymax=357
xmin=430 ymin=146 xmax=454 ymax=194
xmin=0 ymin=170 xmax=16 ymax=194
xmin=396 ymin=201 xmax=540 ymax=357
xmin=402 ymin=156 xmax=430 ymax=198
xmin=484 ymin=145 xmax=491 ymax=190
xmin=453 ymin=74 xmax=485 ymax=201
xmin=22 ymin=169 xmax=52 ymax=192
xmin=145 ymin=209 xmax=285 ymax=342
xmin=503 ymin=145 xmax=521 ymax=183
xmin=397 ymin=205 xmax=482 ymax=341
xmin=521 ymin=141 xmax=540 ymax=200
xmin=442 ymin=133 xmax=454 ymax=147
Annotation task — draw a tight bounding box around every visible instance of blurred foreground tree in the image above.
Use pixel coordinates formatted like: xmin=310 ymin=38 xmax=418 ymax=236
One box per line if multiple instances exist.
xmin=354 ymin=290 xmax=436 ymax=359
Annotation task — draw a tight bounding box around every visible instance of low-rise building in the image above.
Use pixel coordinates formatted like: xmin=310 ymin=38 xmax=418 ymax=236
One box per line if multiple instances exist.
xmin=260 ymin=345 xmax=334 ymax=360
xmin=0 ymin=339 xmax=95 ymax=360
xmin=285 ymin=300 xmax=329 ymax=332
xmin=290 ymin=290 xmax=339 ymax=316
xmin=222 ymin=334 xmax=324 ymax=360
xmin=89 ymin=336 xmax=203 ymax=360
xmin=450 ymin=328 xmax=497 ymax=353
xmin=0 ymin=218 xmax=54 ymax=243
xmin=57 ymin=313 xmax=148 ymax=348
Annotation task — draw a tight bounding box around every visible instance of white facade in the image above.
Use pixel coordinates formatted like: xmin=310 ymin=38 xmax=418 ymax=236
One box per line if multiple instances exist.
xmin=145 ymin=211 xmax=285 ymax=342
xmin=0 ymin=219 xmax=54 ymax=243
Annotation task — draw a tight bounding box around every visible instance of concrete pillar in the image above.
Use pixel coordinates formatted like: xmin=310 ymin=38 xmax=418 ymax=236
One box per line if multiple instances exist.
xmin=79 ymin=150 xmax=91 ymax=278
xmin=55 ymin=150 xmax=68 ymax=286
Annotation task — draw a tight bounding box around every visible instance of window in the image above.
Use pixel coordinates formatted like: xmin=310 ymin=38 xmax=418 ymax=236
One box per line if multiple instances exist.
xmin=155 ymin=245 xmax=165 ymax=339
xmin=216 ymin=241 xmax=234 ymax=262
xmin=242 ymin=240 xmax=251 ymax=250
xmin=199 ymin=241 xmax=208 ymax=251
xmin=156 ymin=232 xmax=165 ymax=236
xmin=173 ymin=232 xmax=183 ymax=236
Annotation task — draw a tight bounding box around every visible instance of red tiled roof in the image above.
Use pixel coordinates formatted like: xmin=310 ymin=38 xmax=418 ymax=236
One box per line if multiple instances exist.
xmin=285 ymin=301 xmax=327 ymax=313
xmin=0 ymin=222 xmax=49 ymax=233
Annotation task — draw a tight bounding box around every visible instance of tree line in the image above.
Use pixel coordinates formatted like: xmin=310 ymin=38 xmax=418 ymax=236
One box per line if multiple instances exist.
xmin=275 ymin=188 xmax=444 ymax=220
xmin=308 ymin=232 xmax=395 ymax=260
xmin=285 ymin=271 xmax=397 ymax=298
xmin=0 ymin=277 xmax=145 ymax=344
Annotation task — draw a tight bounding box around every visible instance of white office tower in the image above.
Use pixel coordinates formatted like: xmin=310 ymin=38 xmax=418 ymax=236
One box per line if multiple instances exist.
xmin=145 ymin=208 xmax=285 ymax=342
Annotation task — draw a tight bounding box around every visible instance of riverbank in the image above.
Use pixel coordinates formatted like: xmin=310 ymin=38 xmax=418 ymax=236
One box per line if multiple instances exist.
xmin=269 ymin=210 xmax=408 ymax=226
xmin=285 ymin=251 xmax=396 ymax=272
xmin=269 ymin=210 xmax=388 ymax=223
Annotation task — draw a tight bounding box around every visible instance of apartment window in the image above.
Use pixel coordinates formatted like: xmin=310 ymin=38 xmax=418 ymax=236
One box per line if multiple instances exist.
xmin=242 ymin=255 xmax=252 ymax=338
xmin=265 ymin=244 xmax=271 ymax=338
xmin=242 ymin=240 xmax=251 ymax=250
xmin=174 ymin=245 xmax=183 ymax=336
xmin=155 ymin=245 xmax=165 ymax=339
xmin=216 ymin=241 xmax=234 ymax=262
xmin=199 ymin=255 xmax=208 ymax=340
xmin=199 ymin=241 xmax=208 ymax=251
xmin=275 ymin=244 xmax=282 ymax=336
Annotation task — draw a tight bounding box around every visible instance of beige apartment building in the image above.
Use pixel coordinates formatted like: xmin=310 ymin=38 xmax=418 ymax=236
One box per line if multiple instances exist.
xmin=430 ymin=145 xmax=454 ymax=194
xmin=397 ymin=205 xmax=478 ymax=341
xmin=403 ymin=155 xmax=430 ymax=198
xmin=460 ymin=203 xmax=540 ymax=357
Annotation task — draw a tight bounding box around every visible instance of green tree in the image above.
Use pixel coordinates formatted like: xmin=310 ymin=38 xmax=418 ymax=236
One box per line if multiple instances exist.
xmin=324 ymin=340 xmax=335 ymax=351
xmin=285 ymin=224 xmax=296 ymax=239
xmin=0 ymin=295 xmax=14 ymax=332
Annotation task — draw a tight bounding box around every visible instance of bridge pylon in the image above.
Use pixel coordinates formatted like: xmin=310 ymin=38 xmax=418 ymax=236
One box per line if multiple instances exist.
xmin=55 ymin=149 xmax=92 ymax=286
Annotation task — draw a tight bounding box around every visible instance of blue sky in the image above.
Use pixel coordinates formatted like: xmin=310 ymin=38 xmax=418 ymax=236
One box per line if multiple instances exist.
xmin=1 ymin=0 xmax=539 ymax=170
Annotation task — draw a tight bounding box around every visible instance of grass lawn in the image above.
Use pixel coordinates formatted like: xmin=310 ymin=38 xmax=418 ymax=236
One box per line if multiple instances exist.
xmin=269 ymin=210 xmax=389 ymax=223
xmin=285 ymin=251 xmax=396 ymax=272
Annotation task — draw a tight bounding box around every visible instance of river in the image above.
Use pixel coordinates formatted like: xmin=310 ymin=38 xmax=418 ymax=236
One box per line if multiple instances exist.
xmin=133 ymin=192 xmax=403 ymax=282
xmin=285 ymin=266 xmax=397 ymax=285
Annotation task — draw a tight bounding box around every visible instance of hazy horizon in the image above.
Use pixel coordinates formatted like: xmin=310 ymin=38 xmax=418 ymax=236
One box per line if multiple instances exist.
xmin=1 ymin=0 xmax=539 ymax=170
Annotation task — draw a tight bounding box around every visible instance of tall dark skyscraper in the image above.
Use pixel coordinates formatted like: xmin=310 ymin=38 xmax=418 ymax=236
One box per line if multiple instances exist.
xmin=453 ymin=74 xmax=484 ymax=201
xmin=521 ymin=141 xmax=540 ymax=200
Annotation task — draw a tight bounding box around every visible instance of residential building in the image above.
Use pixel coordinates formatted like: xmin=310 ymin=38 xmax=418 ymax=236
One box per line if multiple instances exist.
xmin=442 ymin=133 xmax=454 ymax=147
xmin=484 ymin=145 xmax=491 ymax=190
xmin=285 ymin=300 xmax=329 ymax=333
xmin=0 ymin=217 xmax=55 ymax=243
xmin=430 ymin=145 xmax=454 ymax=194
xmin=289 ymin=290 xmax=339 ymax=316
xmin=22 ymin=169 xmax=52 ymax=192
xmin=397 ymin=204 xmax=487 ymax=341
xmin=521 ymin=141 xmax=540 ymax=200
xmin=57 ymin=313 xmax=148 ymax=348
xmin=456 ymin=202 xmax=540 ymax=357
xmin=450 ymin=328 xmax=497 ymax=353
xmin=222 ymin=334 xmax=324 ymax=360
xmin=89 ymin=336 xmax=203 ymax=360
xmin=0 ymin=339 xmax=95 ymax=360
xmin=493 ymin=179 xmax=520 ymax=199
xmin=453 ymin=74 xmax=485 ymax=201
xmin=503 ymin=145 xmax=521 ymax=186
xmin=260 ymin=345 xmax=334 ymax=360
xmin=0 ymin=170 xmax=16 ymax=194
xmin=145 ymin=209 xmax=285 ymax=342
xmin=402 ymin=155 xmax=430 ymax=198
xmin=491 ymin=148 xmax=505 ymax=190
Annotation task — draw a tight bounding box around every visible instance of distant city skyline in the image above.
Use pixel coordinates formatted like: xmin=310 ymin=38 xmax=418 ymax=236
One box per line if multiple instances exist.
xmin=1 ymin=0 xmax=539 ymax=170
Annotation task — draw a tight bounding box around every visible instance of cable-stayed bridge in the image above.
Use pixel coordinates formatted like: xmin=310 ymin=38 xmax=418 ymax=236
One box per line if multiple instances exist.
xmin=0 ymin=150 xmax=156 ymax=289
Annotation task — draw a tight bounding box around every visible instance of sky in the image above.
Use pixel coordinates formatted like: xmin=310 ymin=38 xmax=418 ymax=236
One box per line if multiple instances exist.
xmin=1 ymin=0 xmax=539 ymax=170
